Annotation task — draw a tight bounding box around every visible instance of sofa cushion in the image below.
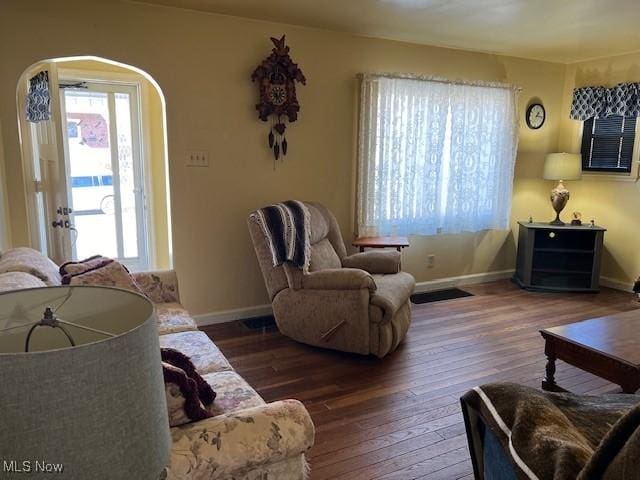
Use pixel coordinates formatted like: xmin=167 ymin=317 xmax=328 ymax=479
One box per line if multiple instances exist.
xmin=309 ymin=238 xmax=342 ymax=272
xmin=156 ymin=303 xmax=198 ymax=335
xmin=204 ymin=371 xmax=265 ymax=416
xmin=160 ymin=331 xmax=233 ymax=375
xmin=162 ymin=347 xmax=217 ymax=406
xmin=0 ymin=272 xmax=47 ymax=292
xmin=164 ymin=362 xmax=213 ymax=427
xmin=0 ymin=247 xmax=61 ymax=285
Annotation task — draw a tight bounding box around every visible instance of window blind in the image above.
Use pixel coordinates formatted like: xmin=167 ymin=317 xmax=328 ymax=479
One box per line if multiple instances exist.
xmin=580 ymin=116 xmax=636 ymax=172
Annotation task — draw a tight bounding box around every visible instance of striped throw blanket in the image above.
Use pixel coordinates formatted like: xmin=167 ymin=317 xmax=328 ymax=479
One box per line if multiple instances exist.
xmin=462 ymin=382 xmax=640 ymax=480
xmin=254 ymin=200 xmax=311 ymax=270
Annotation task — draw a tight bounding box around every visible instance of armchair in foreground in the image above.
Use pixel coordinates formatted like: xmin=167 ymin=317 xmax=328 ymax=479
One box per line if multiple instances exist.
xmin=461 ymin=382 xmax=640 ymax=480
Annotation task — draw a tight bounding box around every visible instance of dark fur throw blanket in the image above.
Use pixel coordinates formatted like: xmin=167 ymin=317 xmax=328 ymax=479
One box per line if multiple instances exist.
xmin=462 ymin=383 xmax=640 ymax=479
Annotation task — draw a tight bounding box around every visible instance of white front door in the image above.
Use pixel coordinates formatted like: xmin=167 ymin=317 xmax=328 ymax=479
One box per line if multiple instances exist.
xmin=57 ymin=81 xmax=149 ymax=270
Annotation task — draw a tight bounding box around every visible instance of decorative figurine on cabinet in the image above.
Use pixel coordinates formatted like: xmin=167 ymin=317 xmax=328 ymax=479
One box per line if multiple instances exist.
xmin=571 ymin=212 xmax=582 ymax=226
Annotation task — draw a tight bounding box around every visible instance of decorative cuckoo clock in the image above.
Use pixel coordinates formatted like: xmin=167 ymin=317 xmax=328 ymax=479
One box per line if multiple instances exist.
xmin=251 ymin=35 xmax=306 ymax=163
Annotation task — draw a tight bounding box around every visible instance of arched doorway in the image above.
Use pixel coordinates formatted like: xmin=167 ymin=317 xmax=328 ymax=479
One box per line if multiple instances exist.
xmin=17 ymin=56 xmax=172 ymax=271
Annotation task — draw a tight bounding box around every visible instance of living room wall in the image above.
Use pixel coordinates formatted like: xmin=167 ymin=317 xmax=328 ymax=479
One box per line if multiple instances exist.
xmin=0 ymin=121 xmax=9 ymax=251
xmin=0 ymin=0 xmax=566 ymax=317
xmin=556 ymin=51 xmax=640 ymax=287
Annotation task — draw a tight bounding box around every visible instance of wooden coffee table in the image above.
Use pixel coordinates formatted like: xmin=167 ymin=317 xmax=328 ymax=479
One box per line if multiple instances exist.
xmin=540 ymin=310 xmax=640 ymax=394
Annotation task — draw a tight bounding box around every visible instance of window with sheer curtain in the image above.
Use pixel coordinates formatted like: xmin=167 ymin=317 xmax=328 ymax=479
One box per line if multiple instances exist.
xmin=357 ymin=74 xmax=519 ymax=237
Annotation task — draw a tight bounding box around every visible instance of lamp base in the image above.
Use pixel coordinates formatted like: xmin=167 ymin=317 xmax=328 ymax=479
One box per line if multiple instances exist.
xmin=549 ymin=180 xmax=570 ymax=227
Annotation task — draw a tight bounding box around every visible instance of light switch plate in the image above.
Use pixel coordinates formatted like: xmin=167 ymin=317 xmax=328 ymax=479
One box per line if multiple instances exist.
xmin=186 ymin=150 xmax=209 ymax=167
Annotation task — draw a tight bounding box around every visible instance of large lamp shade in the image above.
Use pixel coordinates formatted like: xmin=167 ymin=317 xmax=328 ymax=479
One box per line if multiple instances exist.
xmin=543 ymin=153 xmax=582 ymax=181
xmin=0 ymin=286 xmax=170 ymax=479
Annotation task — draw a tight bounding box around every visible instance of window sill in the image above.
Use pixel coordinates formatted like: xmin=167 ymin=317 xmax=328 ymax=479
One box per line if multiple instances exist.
xmin=581 ymin=172 xmax=638 ymax=183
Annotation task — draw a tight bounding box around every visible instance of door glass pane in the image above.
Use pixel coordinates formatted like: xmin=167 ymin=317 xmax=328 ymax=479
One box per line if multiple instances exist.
xmin=64 ymin=90 xmax=117 ymax=259
xmin=114 ymin=93 xmax=139 ymax=259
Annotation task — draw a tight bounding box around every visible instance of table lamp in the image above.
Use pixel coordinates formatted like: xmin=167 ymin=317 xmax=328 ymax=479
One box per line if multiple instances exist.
xmin=543 ymin=153 xmax=582 ymax=225
xmin=0 ymin=286 xmax=170 ymax=480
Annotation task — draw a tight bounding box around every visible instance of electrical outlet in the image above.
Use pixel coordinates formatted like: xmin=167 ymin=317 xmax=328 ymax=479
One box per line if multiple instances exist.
xmin=186 ymin=150 xmax=209 ymax=167
xmin=427 ymin=254 xmax=435 ymax=268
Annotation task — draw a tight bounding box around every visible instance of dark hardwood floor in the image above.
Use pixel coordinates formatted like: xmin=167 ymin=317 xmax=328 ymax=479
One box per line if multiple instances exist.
xmin=202 ymin=280 xmax=639 ymax=480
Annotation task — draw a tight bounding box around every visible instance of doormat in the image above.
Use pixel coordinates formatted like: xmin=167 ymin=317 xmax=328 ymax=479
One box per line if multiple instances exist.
xmin=410 ymin=288 xmax=473 ymax=304
xmin=241 ymin=315 xmax=277 ymax=331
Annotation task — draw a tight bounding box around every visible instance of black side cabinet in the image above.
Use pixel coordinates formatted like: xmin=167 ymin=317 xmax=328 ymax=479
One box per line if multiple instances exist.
xmin=514 ymin=221 xmax=606 ymax=292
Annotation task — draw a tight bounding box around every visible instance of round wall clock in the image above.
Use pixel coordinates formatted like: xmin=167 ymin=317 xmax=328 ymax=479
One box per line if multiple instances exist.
xmin=526 ymin=103 xmax=545 ymax=129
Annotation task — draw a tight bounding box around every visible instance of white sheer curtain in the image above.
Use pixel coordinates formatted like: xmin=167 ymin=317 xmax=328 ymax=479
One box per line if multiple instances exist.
xmin=357 ymin=74 xmax=519 ymax=237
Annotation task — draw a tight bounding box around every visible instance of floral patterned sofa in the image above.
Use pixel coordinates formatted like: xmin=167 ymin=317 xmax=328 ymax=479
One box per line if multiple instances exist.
xmin=0 ymin=248 xmax=315 ymax=480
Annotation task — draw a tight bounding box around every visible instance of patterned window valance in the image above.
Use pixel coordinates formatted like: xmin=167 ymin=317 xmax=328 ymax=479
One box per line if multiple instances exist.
xmin=26 ymin=71 xmax=51 ymax=123
xmin=571 ymin=82 xmax=640 ymax=120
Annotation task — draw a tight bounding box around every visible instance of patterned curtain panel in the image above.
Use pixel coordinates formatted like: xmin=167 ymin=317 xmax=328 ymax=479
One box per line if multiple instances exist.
xmin=444 ymin=82 xmax=519 ymax=234
xmin=357 ymin=74 xmax=519 ymax=236
xmin=26 ymin=71 xmax=51 ymax=123
xmin=571 ymin=83 xmax=640 ymax=120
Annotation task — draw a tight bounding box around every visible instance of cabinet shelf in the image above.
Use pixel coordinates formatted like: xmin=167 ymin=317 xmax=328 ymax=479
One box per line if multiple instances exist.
xmin=533 ymin=247 xmax=594 ymax=254
xmin=532 ymin=268 xmax=592 ymax=275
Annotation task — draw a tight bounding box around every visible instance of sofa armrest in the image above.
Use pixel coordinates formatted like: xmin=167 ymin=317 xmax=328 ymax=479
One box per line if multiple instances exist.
xmin=301 ymin=268 xmax=376 ymax=292
xmin=168 ymin=400 xmax=315 ymax=479
xmin=342 ymin=251 xmax=401 ymax=274
xmin=132 ymin=270 xmax=180 ymax=303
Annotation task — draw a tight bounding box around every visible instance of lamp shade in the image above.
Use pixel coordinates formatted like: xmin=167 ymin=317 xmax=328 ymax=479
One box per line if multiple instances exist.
xmin=0 ymin=286 xmax=170 ymax=479
xmin=543 ymin=153 xmax=582 ymax=180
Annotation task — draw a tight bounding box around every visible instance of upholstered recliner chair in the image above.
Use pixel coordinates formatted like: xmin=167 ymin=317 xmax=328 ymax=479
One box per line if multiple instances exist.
xmin=248 ymin=201 xmax=415 ymax=358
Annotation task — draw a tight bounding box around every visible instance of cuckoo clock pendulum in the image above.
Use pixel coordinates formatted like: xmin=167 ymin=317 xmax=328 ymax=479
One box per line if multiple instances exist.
xmin=251 ymin=35 xmax=306 ymax=166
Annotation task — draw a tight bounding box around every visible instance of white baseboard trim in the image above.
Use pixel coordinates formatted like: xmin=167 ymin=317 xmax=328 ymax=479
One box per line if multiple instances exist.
xmin=195 ymin=270 xmax=515 ymax=326
xmin=413 ymin=269 xmax=515 ymax=293
xmin=600 ymin=276 xmax=635 ymax=293
xmin=193 ymin=270 xmax=634 ymax=327
xmin=194 ymin=304 xmax=273 ymax=327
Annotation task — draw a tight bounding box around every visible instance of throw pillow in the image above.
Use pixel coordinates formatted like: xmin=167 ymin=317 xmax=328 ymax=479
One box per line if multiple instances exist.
xmin=59 ymin=255 xmax=112 ymax=277
xmin=163 ymin=362 xmax=212 ymax=427
xmin=0 ymin=272 xmax=47 ymax=292
xmin=63 ymin=260 xmax=143 ymax=295
xmin=0 ymin=247 xmax=62 ymax=285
